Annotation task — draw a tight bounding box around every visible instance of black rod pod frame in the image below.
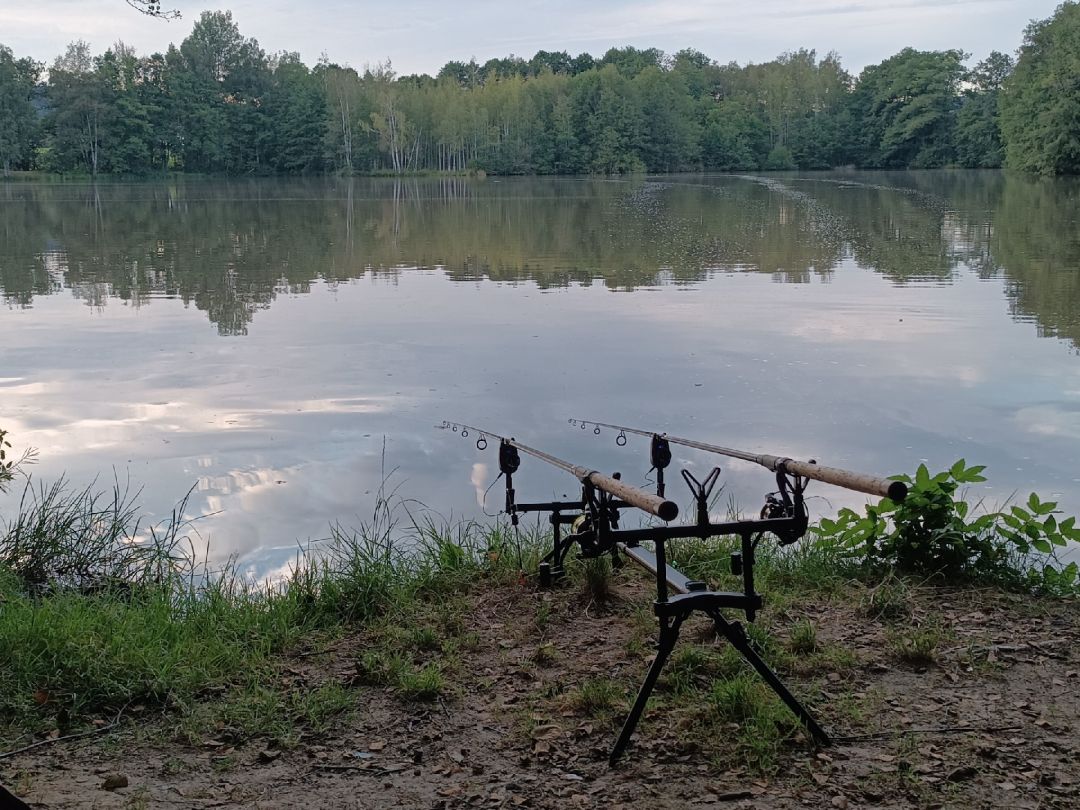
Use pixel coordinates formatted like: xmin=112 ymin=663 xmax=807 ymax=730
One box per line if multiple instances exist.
xmin=598 ymin=431 xmax=829 ymax=764
xmin=441 ymin=421 xmax=832 ymax=765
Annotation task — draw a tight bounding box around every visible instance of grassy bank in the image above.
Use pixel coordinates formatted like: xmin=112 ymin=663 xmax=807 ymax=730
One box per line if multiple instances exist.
xmin=0 ymin=484 xmax=526 ymax=750
xmin=0 ymin=463 xmax=1077 ymax=767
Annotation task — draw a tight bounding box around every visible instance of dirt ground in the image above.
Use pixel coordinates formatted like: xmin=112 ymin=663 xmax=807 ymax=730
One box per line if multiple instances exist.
xmin=2 ymin=572 xmax=1078 ymax=809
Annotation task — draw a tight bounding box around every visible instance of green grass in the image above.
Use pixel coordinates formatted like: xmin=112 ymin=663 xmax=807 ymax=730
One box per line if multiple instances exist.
xmin=398 ymin=664 xmax=445 ymax=701
xmin=532 ymin=642 xmax=559 ymax=666
xmin=3 ymin=466 xmax=1073 ymax=770
xmin=788 ymin=619 xmax=818 ymax=654
xmin=700 ymin=672 xmax=800 ymax=772
xmin=860 ymin=573 xmax=912 ymax=621
xmin=579 ymin=555 xmax=614 ymax=603
xmin=888 ymin=619 xmax=946 ymax=665
xmin=662 ymin=644 xmax=745 ymax=696
xmin=0 ymin=476 xmax=542 ymax=748
xmin=567 ymin=677 xmax=623 ymax=719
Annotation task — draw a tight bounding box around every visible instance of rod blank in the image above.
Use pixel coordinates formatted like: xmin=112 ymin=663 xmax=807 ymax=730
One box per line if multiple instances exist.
xmin=508 ymin=437 xmax=679 ymax=521
xmin=439 ymin=422 xmax=679 ymax=521
xmin=577 ymin=421 xmax=907 ymax=502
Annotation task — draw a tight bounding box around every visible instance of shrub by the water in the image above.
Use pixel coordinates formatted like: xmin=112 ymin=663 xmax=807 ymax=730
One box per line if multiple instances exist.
xmin=814 ymin=459 xmax=1080 ymax=592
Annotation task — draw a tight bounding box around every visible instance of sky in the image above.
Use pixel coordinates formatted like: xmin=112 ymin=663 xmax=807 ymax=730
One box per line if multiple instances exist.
xmin=0 ymin=0 xmax=1065 ymax=75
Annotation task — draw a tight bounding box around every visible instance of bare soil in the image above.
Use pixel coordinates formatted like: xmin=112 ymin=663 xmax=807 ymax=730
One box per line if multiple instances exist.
xmin=3 ymin=572 xmax=1078 ymax=809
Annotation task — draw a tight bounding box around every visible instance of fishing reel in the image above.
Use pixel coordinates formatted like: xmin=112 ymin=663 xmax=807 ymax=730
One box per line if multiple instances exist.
xmin=568 ymin=484 xmax=623 ymax=559
xmin=566 ymin=513 xmax=603 ymax=558
xmin=760 ymin=471 xmax=810 ymax=545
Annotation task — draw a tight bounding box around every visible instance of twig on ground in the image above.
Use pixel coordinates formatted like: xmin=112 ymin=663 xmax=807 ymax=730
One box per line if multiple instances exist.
xmin=311 ymin=764 xmax=405 ymax=776
xmin=832 ymin=723 xmax=1024 ymax=743
xmin=0 ymin=705 xmax=128 ymax=761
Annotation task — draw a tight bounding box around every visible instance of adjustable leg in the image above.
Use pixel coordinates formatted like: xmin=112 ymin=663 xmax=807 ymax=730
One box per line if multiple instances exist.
xmin=539 ymin=519 xmax=572 ymax=586
xmin=707 ymin=609 xmax=831 ymax=746
xmin=609 ymin=615 xmax=685 ymax=764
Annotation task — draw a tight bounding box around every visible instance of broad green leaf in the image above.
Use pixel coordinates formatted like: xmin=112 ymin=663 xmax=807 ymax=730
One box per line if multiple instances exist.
xmin=915 ymin=464 xmax=931 ymax=489
xmin=1000 ymin=513 xmax=1022 ymax=530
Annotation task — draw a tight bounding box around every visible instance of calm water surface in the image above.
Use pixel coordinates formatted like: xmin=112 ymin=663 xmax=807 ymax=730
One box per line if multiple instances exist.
xmin=2 ymin=172 xmax=1079 ymax=576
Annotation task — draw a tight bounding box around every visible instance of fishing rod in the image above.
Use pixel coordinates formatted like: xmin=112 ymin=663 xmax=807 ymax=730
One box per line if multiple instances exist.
xmin=437 ymin=421 xmax=678 ymax=521
xmin=569 ymin=419 xmax=908 ymax=502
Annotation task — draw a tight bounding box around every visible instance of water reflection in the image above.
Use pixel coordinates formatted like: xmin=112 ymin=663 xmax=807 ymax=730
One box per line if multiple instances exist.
xmin=1 ymin=173 xmax=1079 ymax=575
xmin=3 ymin=173 xmax=1079 ymax=348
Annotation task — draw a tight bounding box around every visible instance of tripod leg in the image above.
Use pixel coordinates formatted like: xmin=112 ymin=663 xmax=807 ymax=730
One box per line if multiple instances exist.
xmin=709 ymin=610 xmax=831 ymax=746
xmin=609 ymin=615 xmax=684 ymax=764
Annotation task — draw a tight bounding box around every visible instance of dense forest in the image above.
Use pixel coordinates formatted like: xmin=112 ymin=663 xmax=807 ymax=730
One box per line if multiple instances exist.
xmin=0 ymin=2 xmax=1078 ymax=177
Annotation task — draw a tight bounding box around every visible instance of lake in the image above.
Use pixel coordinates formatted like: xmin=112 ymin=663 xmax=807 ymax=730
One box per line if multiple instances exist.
xmin=2 ymin=171 xmax=1079 ymax=577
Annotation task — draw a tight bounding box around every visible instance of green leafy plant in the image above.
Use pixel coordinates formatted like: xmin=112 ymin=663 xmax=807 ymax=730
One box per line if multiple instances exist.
xmin=815 ymin=460 xmax=1080 ymax=591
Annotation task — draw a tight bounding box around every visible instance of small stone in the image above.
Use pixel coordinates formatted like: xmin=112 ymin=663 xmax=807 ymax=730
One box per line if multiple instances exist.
xmin=101 ymin=774 xmax=128 ymax=791
xmin=947 ymin=766 xmax=977 ymax=782
xmin=831 ymin=795 xmax=848 ymax=809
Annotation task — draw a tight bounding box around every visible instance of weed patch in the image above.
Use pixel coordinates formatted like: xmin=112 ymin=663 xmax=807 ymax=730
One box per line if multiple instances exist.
xmin=567 ymin=677 xmax=623 ymax=719
xmin=888 ymin=620 xmax=945 ymax=665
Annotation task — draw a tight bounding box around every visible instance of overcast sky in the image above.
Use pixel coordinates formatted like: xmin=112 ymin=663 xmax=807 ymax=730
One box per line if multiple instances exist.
xmin=0 ymin=0 xmax=1063 ymax=74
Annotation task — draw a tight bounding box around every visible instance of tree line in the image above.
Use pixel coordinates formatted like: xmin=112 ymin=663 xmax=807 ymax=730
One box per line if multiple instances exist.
xmin=0 ymin=2 xmax=1078 ymax=177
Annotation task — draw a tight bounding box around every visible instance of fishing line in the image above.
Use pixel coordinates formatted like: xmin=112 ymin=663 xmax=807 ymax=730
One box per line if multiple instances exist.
xmin=480 ymin=472 xmax=503 ymax=518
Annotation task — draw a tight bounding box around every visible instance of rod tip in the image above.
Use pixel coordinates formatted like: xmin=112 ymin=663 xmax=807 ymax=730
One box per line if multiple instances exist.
xmin=887 ymin=481 xmax=908 ymax=502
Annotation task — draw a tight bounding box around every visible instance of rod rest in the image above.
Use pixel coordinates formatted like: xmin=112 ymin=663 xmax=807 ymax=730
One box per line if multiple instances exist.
xmin=654 ymin=590 xmax=764 ymax=617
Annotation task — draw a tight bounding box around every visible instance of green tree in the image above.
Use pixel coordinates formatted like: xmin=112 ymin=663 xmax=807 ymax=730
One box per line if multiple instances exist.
xmin=528 ymin=50 xmax=573 ymax=76
xmin=850 ymin=48 xmax=967 ymax=168
xmin=955 ymin=52 xmax=1013 ymax=168
xmin=437 ymin=59 xmax=482 ymax=88
xmin=571 ymin=65 xmax=644 ymax=173
xmin=96 ymin=46 xmax=156 ymax=173
xmin=170 ymin=10 xmax=269 ymax=173
xmin=261 ymin=55 xmax=326 ymax=173
xmin=632 ymin=66 xmax=700 ymax=171
xmin=0 ymin=45 xmax=41 ymax=174
xmin=320 ymin=63 xmax=379 ymax=173
xmin=600 ymin=46 xmax=667 ymax=78
xmin=1000 ymin=2 xmax=1080 ymax=175
xmin=569 ymin=53 xmax=596 ymax=75
xmin=763 ymin=144 xmax=796 ymax=170
xmin=700 ymin=101 xmax=765 ymax=170
xmin=46 ymin=41 xmax=111 ymax=174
